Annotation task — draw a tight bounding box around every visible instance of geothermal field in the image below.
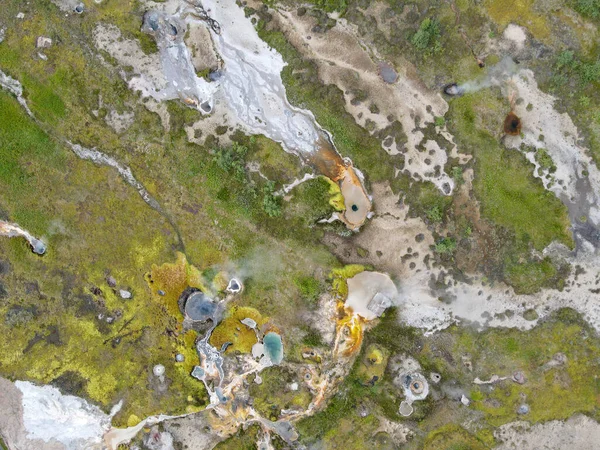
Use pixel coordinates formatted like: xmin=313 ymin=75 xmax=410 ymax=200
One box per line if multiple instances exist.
xmin=1 ymin=0 xmax=600 ymax=449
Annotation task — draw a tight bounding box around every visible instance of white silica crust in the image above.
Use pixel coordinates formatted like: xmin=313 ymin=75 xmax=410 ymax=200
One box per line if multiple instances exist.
xmin=15 ymin=381 xmax=109 ymax=448
xmin=201 ymin=0 xmax=321 ymax=154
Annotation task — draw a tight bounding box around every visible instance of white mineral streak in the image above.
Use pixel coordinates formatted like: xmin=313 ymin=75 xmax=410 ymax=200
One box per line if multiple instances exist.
xmin=0 ymin=221 xmax=46 ymax=255
xmin=505 ymin=69 xmax=600 ymax=228
xmin=15 ymin=381 xmax=110 ymax=448
xmin=68 ymin=143 xmax=162 ymax=211
xmin=200 ymin=0 xmax=321 ymax=154
xmin=0 ymin=69 xmax=34 ymax=117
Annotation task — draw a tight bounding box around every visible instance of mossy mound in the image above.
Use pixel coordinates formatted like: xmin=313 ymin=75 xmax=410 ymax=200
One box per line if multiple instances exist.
xmin=424 ymin=424 xmax=487 ymax=450
xmin=209 ymin=306 xmax=266 ymax=353
xmin=330 ymin=264 xmax=365 ymax=298
xmin=146 ymin=252 xmax=207 ymax=317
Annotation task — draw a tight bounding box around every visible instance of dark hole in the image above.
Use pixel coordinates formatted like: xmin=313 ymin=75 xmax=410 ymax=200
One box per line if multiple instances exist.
xmin=351 ymin=204 xmax=358 ymax=212
xmin=504 ymin=112 xmax=522 ymax=135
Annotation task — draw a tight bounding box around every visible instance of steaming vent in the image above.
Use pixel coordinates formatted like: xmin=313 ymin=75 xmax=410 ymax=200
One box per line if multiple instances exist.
xmin=443 ymin=83 xmax=464 ymax=97
xmin=504 ymin=112 xmax=522 ymax=135
xmin=226 ymin=278 xmax=242 ymax=294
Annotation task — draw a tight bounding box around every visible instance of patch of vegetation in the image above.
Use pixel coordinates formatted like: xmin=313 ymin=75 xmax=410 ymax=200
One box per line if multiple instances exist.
xmin=535 ymin=148 xmax=557 ymax=173
xmin=447 ymin=91 xmax=573 ymax=251
xmin=294 ymin=275 xmax=322 ymax=308
xmin=262 ymin=180 xmax=282 ymax=217
xmin=424 ymin=424 xmax=487 ymax=450
xmin=435 ymin=237 xmax=457 ymax=254
xmin=249 ymin=366 xmax=312 ymax=420
xmin=574 ymin=0 xmax=600 ymax=20
xmin=210 ymin=306 xmax=265 ymax=353
xmin=213 ymin=142 xmax=249 ymax=182
xmin=411 ymin=18 xmax=442 ymax=55
xmin=504 ymin=257 xmax=569 ymax=294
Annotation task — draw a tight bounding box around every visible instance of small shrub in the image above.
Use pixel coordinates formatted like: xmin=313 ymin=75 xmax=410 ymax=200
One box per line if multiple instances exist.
xmin=411 ymin=18 xmax=442 ymax=54
xmin=426 ymin=205 xmax=443 ymax=223
xmin=435 ymin=237 xmax=457 ymax=254
xmin=262 ymin=180 xmax=282 ymax=217
xmin=213 ymin=142 xmax=248 ymax=181
xmin=575 ymin=0 xmax=600 ymax=19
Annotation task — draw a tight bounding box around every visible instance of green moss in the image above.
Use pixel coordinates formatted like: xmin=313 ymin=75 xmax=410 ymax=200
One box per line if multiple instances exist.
xmin=424 ymin=424 xmax=487 ymax=450
xmin=249 ymin=366 xmax=312 ymax=420
xmin=485 ymin=0 xmax=550 ymax=40
xmin=452 ymin=310 xmax=600 ymax=427
xmin=209 ymin=306 xmax=266 ymax=353
xmin=504 ymin=257 xmax=567 ymax=294
xmin=293 ymin=275 xmax=322 ymax=308
xmin=447 ymin=91 xmax=573 ymax=251
xmin=330 ymin=264 xmax=365 ymax=298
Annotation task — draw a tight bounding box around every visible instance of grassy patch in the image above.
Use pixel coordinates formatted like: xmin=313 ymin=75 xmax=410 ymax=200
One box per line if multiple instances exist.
xmin=484 ymin=0 xmax=550 ymax=40
xmin=504 ymin=257 xmax=568 ymax=294
xmin=447 ymin=91 xmax=573 ymax=251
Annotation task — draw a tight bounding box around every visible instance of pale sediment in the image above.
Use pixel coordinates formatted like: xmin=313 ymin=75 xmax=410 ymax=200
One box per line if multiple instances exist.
xmin=0 ymin=221 xmax=46 ymax=255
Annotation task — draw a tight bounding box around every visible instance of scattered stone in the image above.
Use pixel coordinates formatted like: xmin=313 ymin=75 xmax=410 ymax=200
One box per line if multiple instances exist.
xmin=517 ymin=404 xmax=530 ymax=415
xmin=399 ymin=401 xmax=413 ymax=417
xmin=119 ymin=289 xmax=132 ymax=299
xmin=36 ymin=36 xmax=52 ymax=48
xmin=175 ymin=354 xmax=185 ymax=362
xmin=460 ymin=394 xmax=470 ymax=406
xmin=152 ymin=364 xmax=165 ymax=377
xmin=106 ymin=276 xmax=117 ymax=287
xmin=158 ymin=290 xmax=165 ymax=296
xmin=430 ymin=372 xmax=441 ymax=383
xmin=241 ymin=317 xmax=257 ymax=329
xmin=553 ymin=352 xmax=567 ymax=365
xmin=0 ymin=28 xmax=5 ymax=44
xmin=254 ymin=374 xmax=262 ymax=385
xmin=290 ymin=382 xmax=298 ymax=391
xmin=37 ymin=52 xmax=48 ymax=61
xmin=16 ymin=12 xmax=25 ymax=19
xmin=512 ymin=371 xmax=526 ymax=384
xmin=252 ymin=343 xmax=265 ymax=359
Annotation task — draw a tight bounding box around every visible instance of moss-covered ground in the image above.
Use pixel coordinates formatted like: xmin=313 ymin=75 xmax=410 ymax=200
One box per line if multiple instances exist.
xmin=296 ymin=307 xmax=600 ymax=448
xmin=0 ymin=0 xmax=342 ymax=426
xmin=1 ymin=0 xmax=599 ymax=445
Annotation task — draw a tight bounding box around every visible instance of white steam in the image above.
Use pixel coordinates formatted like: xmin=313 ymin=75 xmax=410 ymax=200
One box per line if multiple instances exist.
xmin=458 ymin=57 xmax=519 ymax=94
